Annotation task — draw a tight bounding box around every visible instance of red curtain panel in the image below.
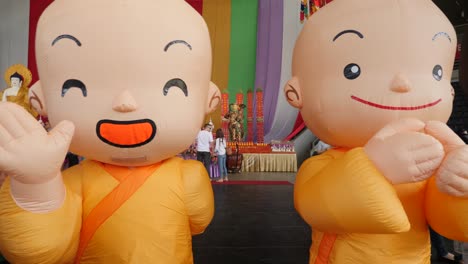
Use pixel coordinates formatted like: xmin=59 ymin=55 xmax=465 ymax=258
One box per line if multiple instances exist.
xmin=28 ymin=0 xmax=54 ymax=84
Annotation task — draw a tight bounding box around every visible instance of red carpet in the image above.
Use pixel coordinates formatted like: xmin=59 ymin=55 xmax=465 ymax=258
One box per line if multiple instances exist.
xmin=211 ymin=180 xmax=293 ymax=185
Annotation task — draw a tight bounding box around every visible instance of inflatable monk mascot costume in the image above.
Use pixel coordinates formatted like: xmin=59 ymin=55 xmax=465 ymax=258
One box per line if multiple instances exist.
xmin=285 ymin=0 xmax=468 ymax=263
xmin=0 ymin=0 xmax=220 ymax=263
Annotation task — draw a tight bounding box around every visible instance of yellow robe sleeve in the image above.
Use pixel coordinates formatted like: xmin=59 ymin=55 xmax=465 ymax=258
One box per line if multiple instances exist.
xmin=181 ymin=160 xmax=214 ymax=235
xmin=0 ymin=165 xmax=83 ymax=264
xmin=295 ymin=148 xmax=409 ymax=234
xmin=425 ymin=177 xmax=468 ymax=241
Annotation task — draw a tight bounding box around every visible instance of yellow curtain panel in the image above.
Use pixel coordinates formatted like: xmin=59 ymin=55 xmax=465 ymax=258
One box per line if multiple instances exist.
xmin=202 ymin=0 xmax=231 ymax=129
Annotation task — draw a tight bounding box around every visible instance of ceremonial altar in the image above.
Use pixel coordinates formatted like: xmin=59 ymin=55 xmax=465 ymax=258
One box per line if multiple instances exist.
xmin=240 ymin=153 xmax=297 ymax=172
xmin=232 ymin=142 xmax=297 ymax=173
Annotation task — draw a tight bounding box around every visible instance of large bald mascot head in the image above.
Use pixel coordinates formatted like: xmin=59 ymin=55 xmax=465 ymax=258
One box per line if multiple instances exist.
xmin=285 ymin=0 xmax=457 ymax=148
xmin=31 ymin=0 xmax=220 ymax=166
xmin=287 ymin=3 xmax=468 ymax=264
xmin=0 ymin=2 xmax=219 ymax=263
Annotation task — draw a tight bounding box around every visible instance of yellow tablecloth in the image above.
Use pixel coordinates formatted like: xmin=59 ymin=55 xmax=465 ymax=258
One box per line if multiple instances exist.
xmin=241 ymin=153 xmax=297 ymax=172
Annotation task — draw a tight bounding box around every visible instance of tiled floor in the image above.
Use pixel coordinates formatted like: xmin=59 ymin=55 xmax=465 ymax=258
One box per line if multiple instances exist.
xmin=193 ymin=180 xmax=309 ymax=264
xmin=193 ymin=172 xmax=460 ymax=264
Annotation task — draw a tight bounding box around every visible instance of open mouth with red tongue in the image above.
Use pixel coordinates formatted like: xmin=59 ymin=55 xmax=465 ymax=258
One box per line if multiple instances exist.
xmin=96 ymin=119 xmax=157 ymax=148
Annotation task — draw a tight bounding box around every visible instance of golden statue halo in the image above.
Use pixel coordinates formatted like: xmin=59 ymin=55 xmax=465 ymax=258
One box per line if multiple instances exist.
xmin=4 ymin=64 xmax=32 ymax=88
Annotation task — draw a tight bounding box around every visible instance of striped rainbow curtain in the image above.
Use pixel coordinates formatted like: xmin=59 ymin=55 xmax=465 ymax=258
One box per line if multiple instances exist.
xmin=200 ymin=0 xmax=260 ymax=131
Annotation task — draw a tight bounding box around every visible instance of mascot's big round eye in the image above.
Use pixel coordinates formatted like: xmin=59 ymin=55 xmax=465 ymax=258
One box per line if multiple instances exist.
xmin=344 ymin=63 xmax=361 ymax=80
xmin=432 ymin=65 xmax=443 ymax=81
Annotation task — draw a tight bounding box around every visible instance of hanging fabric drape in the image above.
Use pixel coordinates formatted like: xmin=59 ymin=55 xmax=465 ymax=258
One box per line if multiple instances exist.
xmin=284 ymin=114 xmax=305 ymax=141
xmin=253 ymin=0 xmax=284 ymax=141
xmin=28 ymin=0 xmax=54 ymax=85
xmin=202 ymin=0 xmax=232 ymax=129
xmin=227 ymin=0 xmax=259 ymax=134
xmin=264 ymin=0 xmax=303 ymax=142
xmin=185 ymin=0 xmax=203 ymax=15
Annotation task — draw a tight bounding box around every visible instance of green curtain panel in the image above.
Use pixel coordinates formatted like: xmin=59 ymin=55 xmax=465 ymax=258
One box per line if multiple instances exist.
xmin=228 ymin=0 xmax=258 ymax=135
xmin=228 ymin=0 xmax=258 ymax=101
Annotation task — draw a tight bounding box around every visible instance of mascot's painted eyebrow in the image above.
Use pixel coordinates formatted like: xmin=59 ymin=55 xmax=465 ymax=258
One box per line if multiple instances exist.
xmin=164 ymin=40 xmax=192 ymax=52
xmin=333 ymin=30 xmax=364 ymax=42
xmin=432 ymin=32 xmax=451 ymax=42
xmin=52 ymin=34 xmax=82 ymax=46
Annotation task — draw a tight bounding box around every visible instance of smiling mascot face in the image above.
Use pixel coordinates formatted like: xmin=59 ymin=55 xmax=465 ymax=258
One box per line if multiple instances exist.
xmin=32 ymin=0 xmax=220 ymax=166
xmin=284 ymin=0 xmax=457 ymax=148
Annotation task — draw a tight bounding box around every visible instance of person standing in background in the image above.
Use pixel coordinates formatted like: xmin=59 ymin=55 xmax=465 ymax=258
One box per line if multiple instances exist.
xmin=311 ymin=138 xmax=331 ymax=156
xmin=430 ymin=227 xmax=462 ymax=263
xmin=197 ymin=123 xmax=214 ymax=178
xmin=215 ymin=128 xmax=228 ymax=182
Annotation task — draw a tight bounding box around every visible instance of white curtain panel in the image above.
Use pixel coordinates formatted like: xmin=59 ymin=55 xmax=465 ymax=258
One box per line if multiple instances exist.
xmin=0 ymin=0 xmax=30 ymax=91
xmin=264 ymin=0 xmax=303 ymax=142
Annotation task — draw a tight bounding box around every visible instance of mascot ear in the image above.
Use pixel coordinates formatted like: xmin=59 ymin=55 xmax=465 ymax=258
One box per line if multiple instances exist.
xmin=284 ymin=77 xmax=303 ymax=109
xmin=29 ymin=81 xmax=48 ymax=117
xmin=205 ymin=81 xmax=221 ymax=114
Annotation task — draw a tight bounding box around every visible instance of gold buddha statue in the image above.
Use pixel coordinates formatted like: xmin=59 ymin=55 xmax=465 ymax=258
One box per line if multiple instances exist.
xmin=1 ymin=64 xmax=38 ymax=118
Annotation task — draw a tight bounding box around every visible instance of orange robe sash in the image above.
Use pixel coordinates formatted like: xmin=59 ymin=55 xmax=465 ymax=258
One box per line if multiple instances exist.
xmin=74 ymin=162 xmax=163 ymax=263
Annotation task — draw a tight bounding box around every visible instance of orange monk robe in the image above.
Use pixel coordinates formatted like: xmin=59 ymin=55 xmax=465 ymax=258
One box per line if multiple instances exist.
xmin=295 ymin=148 xmax=468 ymax=264
xmin=0 ymin=157 xmax=214 ymax=264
